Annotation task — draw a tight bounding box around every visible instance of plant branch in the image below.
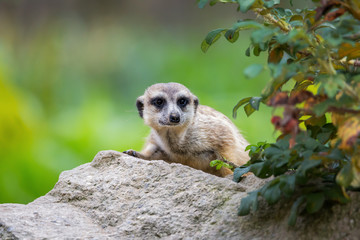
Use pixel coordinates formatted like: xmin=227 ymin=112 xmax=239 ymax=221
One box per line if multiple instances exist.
xmin=339 ymin=58 xmax=360 ymax=68
xmin=344 ymin=32 xmax=360 ymax=41
xmin=220 ymin=158 xmax=240 ymax=169
xmin=252 ymin=8 xmax=291 ymax=33
xmin=299 ymin=107 xmax=360 ymax=115
xmin=328 ymin=107 xmax=360 ymax=114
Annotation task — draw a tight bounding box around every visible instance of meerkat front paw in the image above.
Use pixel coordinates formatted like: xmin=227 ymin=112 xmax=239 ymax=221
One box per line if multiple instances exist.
xmin=123 ymin=149 xmax=140 ymax=158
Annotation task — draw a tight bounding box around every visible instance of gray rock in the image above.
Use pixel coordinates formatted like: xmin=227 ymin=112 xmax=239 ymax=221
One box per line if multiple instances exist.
xmin=0 ymin=150 xmax=360 ymax=239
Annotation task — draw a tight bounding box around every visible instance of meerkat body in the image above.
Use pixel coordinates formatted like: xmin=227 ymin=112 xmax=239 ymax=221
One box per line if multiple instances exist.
xmin=124 ymin=82 xmax=249 ymax=177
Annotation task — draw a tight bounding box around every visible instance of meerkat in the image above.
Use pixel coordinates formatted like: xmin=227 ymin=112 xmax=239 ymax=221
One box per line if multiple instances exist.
xmin=123 ymin=82 xmax=249 ymax=177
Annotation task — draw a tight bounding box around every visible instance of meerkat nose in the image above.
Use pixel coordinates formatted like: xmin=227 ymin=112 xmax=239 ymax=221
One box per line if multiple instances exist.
xmin=169 ymin=113 xmax=180 ymax=123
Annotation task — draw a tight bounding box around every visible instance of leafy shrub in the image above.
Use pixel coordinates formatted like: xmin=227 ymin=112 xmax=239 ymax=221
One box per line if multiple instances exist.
xmin=198 ymin=0 xmax=360 ymax=225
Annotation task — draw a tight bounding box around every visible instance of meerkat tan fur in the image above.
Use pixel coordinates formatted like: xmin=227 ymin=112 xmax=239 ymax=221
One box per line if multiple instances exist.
xmin=124 ymin=82 xmax=249 ymax=177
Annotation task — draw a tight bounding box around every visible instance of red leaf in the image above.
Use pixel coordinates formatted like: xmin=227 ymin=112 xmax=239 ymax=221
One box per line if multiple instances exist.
xmin=324 ymin=7 xmax=346 ymax=21
xmin=269 ymin=92 xmax=289 ymax=106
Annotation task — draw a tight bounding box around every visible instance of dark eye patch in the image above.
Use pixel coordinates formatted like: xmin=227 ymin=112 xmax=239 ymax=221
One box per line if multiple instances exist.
xmin=151 ymin=97 xmax=166 ymax=108
xmin=177 ymin=97 xmax=189 ymax=108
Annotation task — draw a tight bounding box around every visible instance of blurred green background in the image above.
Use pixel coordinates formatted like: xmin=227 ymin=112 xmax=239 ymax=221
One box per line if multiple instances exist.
xmin=0 ymin=0 xmax=276 ymax=204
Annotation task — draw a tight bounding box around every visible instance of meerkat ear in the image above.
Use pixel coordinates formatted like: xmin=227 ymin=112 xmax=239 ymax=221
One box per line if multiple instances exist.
xmin=193 ymin=96 xmax=199 ymax=112
xmin=136 ymin=96 xmax=145 ymax=118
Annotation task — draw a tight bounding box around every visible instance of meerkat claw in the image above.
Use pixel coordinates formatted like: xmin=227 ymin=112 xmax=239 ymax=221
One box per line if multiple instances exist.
xmin=123 ymin=150 xmax=137 ymax=157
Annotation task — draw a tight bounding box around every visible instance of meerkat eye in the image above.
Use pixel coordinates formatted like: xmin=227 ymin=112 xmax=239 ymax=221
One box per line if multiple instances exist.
xmin=152 ymin=97 xmax=165 ymax=108
xmin=177 ymin=98 xmax=189 ymax=107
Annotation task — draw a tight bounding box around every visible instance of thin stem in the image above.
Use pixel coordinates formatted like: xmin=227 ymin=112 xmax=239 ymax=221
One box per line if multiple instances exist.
xmin=220 ymin=158 xmax=240 ymax=169
xmin=252 ymin=8 xmax=292 ymax=33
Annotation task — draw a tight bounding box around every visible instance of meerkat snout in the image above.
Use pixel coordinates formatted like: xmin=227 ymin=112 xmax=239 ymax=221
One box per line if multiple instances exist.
xmin=124 ymin=82 xmax=249 ymax=177
xmin=169 ymin=112 xmax=180 ymax=123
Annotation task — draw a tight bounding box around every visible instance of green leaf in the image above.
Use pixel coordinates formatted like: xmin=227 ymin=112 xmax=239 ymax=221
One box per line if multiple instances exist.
xmin=244 ymin=103 xmax=256 ymax=117
xmin=204 ymin=28 xmax=226 ymax=45
xmin=314 ymin=22 xmax=336 ymax=31
xmin=253 ymin=45 xmax=261 ymax=56
xmin=233 ymin=97 xmax=251 ymax=118
xmin=261 ymin=63 xmax=297 ymax=101
xmin=280 ymin=174 xmax=296 ymax=196
xmin=313 ymin=99 xmax=336 ymax=116
xmin=201 ymin=41 xmax=210 ymax=53
xmin=245 ymin=46 xmax=251 ymax=57
xmin=244 ymin=64 xmax=264 ymax=79
xmin=250 ymin=161 xmax=272 ymax=178
xmin=273 ymin=162 xmax=290 ymax=176
xmin=297 ymin=159 xmax=322 ymax=177
xmin=305 ymin=192 xmax=325 ymax=214
xmin=289 ymin=15 xmax=303 ymax=22
xmin=263 ymin=0 xmax=280 ymax=8
xmin=303 ymin=137 xmax=322 ymax=151
xmin=209 ymin=0 xmax=218 ymax=6
xmin=233 ymin=167 xmax=251 ymax=182
xmin=289 ymin=20 xmax=303 ymax=28
xmin=251 ymin=28 xmax=275 ymax=44
xmin=264 ymin=147 xmax=283 ymax=159
xmin=264 ymin=145 xmax=283 ymax=157
xmin=262 ymin=181 xmax=282 ymax=204
xmin=238 ymin=191 xmax=259 ymax=216
xmin=323 ymin=79 xmax=338 ymax=98
xmin=350 ymin=160 xmax=360 ymax=188
xmin=249 ymin=96 xmax=262 ymax=111
xmin=275 ymin=137 xmax=291 ymax=150
xmin=259 ymin=41 xmax=269 ymax=51
xmin=318 ymin=75 xmax=345 ymax=98
xmin=276 ymin=33 xmax=288 ymax=44
xmin=324 ymin=186 xmax=350 ymax=204
xmin=245 ymin=144 xmax=255 ymax=152
xmin=304 ymin=115 xmax=327 ymax=128
xmin=246 ymin=142 xmax=270 ymax=159
xmin=210 ymin=160 xmax=232 ymax=170
xmin=288 ymin=196 xmax=305 ymax=226
xmin=224 ymin=29 xmax=240 ymax=43
xmin=274 ymin=157 xmax=289 ymax=168
xmin=198 ymin=0 xmax=209 ymax=8
xmin=198 ymin=0 xmax=237 ymax=8
xmin=284 ymin=8 xmax=293 ymax=16
xmin=293 ymin=80 xmax=313 ymax=91
xmin=210 ymin=160 xmax=221 ymax=167
xmin=336 ymin=161 xmax=354 ymax=188
xmin=231 ymin=20 xmax=263 ymax=31
xmin=317 ymin=131 xmax=333 ymax=144
xmin=249 ymin=162 xmax=265 ymax=176
xmin=201 ymin=28 xmax=226 ymax=53
xmin=237 ymin=0 xmax=255 ymax=13
xmin=326 ymin=147 xmax=344 ymax=160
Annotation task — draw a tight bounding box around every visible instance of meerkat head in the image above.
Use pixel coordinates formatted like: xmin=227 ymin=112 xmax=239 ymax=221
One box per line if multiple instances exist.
xmin=136 ymin=82 xmax=199 ymax=130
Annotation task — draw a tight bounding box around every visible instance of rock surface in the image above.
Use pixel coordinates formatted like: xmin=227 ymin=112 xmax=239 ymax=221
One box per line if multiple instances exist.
xmin=0 ymin=150 xmax=359 ymax=239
